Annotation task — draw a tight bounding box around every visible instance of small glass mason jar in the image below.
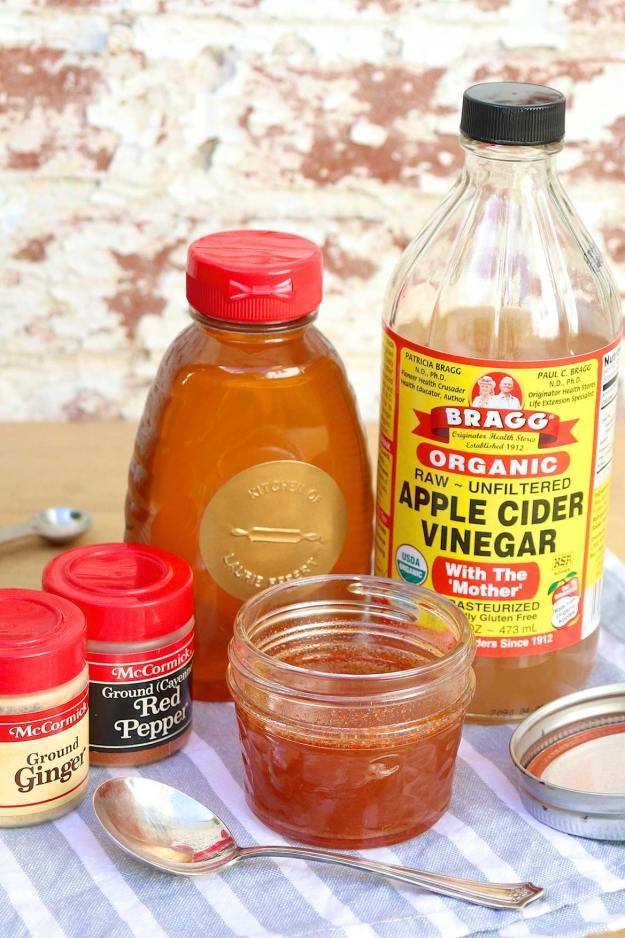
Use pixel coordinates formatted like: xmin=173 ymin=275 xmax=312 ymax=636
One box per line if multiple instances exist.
xmin=228 ymin=575 xmax=475 ymax=848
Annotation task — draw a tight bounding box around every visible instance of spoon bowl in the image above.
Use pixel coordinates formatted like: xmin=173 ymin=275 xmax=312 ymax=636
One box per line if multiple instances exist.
xmin=33 ymin=507 xmax=92 ymax=544
xmin=93 ymin=777 xmax=544 ymax=909
xmin=94 ymin=776 xmax=240 ymax=874
xmin=0 ymin=506 xmax=91 ymax=547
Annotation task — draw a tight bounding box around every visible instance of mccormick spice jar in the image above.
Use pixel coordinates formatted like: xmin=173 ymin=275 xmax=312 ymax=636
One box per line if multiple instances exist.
xmin=375 ymin=82 xmax=622 ymax=721
xmin=125 ymin=230 xmax=373 ymax=701
xmin=0 ymin=589 xmax=89 ymax=827
xmin=43 ymin=543 xmax=194 ymax=766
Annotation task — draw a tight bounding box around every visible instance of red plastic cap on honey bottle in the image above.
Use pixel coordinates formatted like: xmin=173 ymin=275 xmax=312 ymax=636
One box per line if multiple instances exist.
xmin=0 ymin=589 xmax=87 ymax=693
xmin=186 ymin=230 xmax=323 ymax=323
xmin=42 ymin=543 xmax=194 ymax=643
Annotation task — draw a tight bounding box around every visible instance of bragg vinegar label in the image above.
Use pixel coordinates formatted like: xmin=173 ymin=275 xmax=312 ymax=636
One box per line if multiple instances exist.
xmin=375 ymin=327 xmax=620 ymax=657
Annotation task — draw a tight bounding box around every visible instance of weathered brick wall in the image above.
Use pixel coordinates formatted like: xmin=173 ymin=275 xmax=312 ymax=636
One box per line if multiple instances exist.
xmin=2 ymin=0 xmax=624 ymax=421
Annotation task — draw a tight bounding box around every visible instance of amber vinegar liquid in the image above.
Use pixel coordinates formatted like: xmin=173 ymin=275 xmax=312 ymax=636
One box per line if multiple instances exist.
xmin=378 ymin=85 xmax=622 ymax=721
xmin=397 ymin=305 xmax=610 ymax=719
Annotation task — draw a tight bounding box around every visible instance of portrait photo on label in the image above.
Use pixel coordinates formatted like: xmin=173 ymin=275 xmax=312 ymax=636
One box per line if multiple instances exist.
xmin=470 ymin=373 xmax=523 ymax=410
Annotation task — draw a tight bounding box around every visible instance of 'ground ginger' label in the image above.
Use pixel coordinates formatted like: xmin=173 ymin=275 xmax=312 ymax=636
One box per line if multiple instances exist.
xmin=375 ymin=327 xmax=620 ymax=657
xmin=0 ymin=688 xmax=89 ymax=815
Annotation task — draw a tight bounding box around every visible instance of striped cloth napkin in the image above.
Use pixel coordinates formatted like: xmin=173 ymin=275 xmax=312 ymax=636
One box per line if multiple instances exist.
xmin=2 ymin=552 xmax=625 ymax=938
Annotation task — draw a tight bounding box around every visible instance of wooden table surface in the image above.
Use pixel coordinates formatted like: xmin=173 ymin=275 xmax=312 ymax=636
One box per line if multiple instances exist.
xmin=0 ymin=419 xmax=624 ymax=588
xmin=0 ymin=419 xmax=623 ymax=938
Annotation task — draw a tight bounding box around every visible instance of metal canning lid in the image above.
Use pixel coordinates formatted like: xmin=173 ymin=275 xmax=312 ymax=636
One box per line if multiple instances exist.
xmin=509 ymin=683 xmax=625 ymax=840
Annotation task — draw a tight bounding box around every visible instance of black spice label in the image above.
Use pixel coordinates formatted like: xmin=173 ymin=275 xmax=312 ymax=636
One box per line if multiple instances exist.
xmin=88 ymin=631 xmax=193 ymax=752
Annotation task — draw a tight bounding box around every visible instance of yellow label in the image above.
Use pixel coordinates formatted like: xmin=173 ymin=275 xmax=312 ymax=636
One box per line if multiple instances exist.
xmin=200 ymin=460 xmax=348 ymax=601
xmin=375 ymin=328 xmax=621 ymax=658
xmin=0 ymin=688 xmax=89 ymax=816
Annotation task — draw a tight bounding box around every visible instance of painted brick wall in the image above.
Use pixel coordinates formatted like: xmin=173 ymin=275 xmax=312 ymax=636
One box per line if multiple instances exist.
xmin=2 ymin=0 xmax=624 ymax=422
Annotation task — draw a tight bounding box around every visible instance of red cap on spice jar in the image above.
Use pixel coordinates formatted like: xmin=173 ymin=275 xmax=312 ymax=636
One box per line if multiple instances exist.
xmin=186 ymin=230 xmax=323 ymax=323
xmin=42 ymin=543 xmax=194 ymax=644
xmin=0 ymin=589 xmax=87 ymax=694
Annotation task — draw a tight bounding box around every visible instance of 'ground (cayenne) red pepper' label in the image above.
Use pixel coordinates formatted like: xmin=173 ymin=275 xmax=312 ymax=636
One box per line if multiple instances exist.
xmin=88 ymin=630 xmax=194 ymax=752
xmin=375 ymin=327 xmax=620 ymax=657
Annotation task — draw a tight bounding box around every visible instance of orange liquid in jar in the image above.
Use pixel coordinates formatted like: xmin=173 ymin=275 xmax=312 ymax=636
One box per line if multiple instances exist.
xmin=125 ymin=316 xmax=373 ymax=700
xmin=234 ymin=643 xmax=466 ymax=848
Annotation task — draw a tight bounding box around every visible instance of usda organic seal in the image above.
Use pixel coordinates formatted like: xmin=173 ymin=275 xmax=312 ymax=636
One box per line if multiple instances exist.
xmin=395 ymin=544 xmax=427 ymax=585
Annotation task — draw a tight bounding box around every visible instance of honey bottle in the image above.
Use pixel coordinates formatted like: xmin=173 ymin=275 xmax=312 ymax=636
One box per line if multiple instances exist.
xmin=375 ymin=83 xmax=622 ymax=720
xmin=126 ymin=230 xmax=373 ymax=700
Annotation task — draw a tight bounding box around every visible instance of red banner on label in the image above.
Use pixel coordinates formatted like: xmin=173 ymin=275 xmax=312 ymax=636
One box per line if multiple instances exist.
xmin=88 ymin=631 xmax=194 ymax=684
xmin=0 ymin=687 xmax=89 ymax=744
xmin=413 ymin=407 xmax=577 ymax=448
xmin=475 ymin=629 xmax=578 ymax=657
xmin=432 ymin=557 xmax=539 ymax=601
xmin=417 ymin=443 xmax=570 ymax=478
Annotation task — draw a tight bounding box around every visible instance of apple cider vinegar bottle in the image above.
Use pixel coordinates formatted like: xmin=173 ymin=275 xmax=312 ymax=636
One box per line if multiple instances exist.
xmin=375 ymin=83 xmax=622 ymax=720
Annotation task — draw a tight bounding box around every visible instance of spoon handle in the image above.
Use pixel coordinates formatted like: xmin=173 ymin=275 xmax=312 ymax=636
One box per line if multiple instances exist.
xmin=237 ymin=846 xmax=543 ymax=909
xmin=0 ymin=521 xmax=36 ymax=545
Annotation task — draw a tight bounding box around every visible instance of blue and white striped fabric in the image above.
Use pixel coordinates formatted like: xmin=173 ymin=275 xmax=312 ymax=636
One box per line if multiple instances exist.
xmin=3 ymin=553 xmax=625 ymax=938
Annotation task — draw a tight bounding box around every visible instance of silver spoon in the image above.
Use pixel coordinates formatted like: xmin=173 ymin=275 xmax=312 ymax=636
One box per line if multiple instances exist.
xmin=0 ymin=506 xmax=91 ymax=546
xmin=93 ymin=777 xmax=543 ymax=910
